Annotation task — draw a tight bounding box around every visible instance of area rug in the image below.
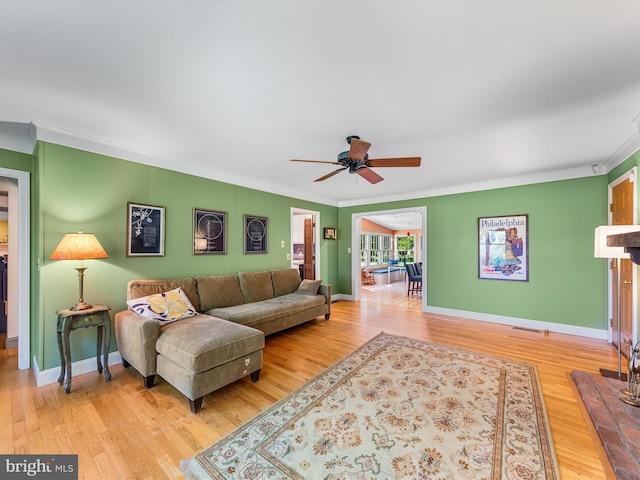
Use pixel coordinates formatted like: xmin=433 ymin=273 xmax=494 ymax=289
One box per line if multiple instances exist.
xmin=181 ymin=332 xmax=559 ymax=479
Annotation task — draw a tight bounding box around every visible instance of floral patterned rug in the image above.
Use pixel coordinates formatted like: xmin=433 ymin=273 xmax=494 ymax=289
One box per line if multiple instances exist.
xmin=181 ymin=332 xmax=559 ymax=479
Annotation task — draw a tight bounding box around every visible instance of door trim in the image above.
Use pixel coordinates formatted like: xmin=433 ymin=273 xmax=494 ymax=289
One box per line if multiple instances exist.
xmin=290 ymin=207 xmax=320 ymax=280
xmin=0 ymin=168 xmax=30 ymax=369
xmin=608 ymin=167 xmax=638 ymax=346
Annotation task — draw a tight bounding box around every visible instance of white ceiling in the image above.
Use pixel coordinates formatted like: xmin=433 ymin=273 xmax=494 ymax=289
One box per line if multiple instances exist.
xmin=363 ymin=212 xmax=423 ymax=232
xmin=2 ymin=1 xmax=640 ymax=206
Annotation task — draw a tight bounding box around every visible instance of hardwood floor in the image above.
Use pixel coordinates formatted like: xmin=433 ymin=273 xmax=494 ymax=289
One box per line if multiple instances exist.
xmin=0 ymin=284 xmax=615 ymax=479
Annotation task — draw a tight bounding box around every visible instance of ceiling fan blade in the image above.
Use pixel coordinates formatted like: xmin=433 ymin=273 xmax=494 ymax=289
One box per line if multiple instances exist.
xmin=349 ymin=138 xmax=371 ymax=161
xmin=291 ymin=159 xmax=341 ymax=165
xmin=366 ymin=157 xmax=421 ymax=168
xmin=314 ymin=167 xmax=347 ymax=182
xmin=357 ymin=167 xmax=384 ymax=184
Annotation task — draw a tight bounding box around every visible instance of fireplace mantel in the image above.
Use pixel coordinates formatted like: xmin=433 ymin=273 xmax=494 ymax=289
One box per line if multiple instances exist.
xmin=608 ymin=231 xmax=640 ymax=264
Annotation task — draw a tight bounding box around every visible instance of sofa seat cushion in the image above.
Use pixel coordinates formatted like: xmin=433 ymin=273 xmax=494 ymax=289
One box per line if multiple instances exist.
xmin=156 ymin=314 xmax=264 ymax=374
xmin=205 ymin=293 xmax=326 ymax=328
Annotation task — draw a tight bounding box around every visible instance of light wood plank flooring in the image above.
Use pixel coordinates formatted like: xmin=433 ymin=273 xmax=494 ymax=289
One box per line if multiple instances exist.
xmin=0 ymin=287 xmax=615 ymax=479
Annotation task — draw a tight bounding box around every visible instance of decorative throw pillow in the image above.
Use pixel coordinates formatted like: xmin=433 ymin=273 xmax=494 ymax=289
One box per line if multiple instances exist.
xmin=295 ymin=279 xmax=322 ymax=296
xmin=127 ymin=287 xmax=198 ymax=323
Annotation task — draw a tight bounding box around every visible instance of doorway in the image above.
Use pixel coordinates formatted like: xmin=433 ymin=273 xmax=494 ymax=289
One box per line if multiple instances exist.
xmin=291 ymin=208 xmax=320 ymax=280
xmin=0 ymin=169 xmax=29 ymax=370
xmin=609 ymin=168 xmax=638 ymax=355
xmin=351 ymin=206 xmax=427 ymax=311
xmin=0 ymin=191 xmax=8 ymax=335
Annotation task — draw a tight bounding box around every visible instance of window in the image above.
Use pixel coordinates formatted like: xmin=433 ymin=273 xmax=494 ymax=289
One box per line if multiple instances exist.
xmin=361 ymin=233 xmax=392 ymax=268
xmin=397 ymin=235 xmax=415 ymax=264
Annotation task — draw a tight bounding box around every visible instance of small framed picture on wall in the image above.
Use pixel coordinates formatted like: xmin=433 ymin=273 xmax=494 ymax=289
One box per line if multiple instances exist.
xmin=324 ymin=228 xmax=337 ymax=239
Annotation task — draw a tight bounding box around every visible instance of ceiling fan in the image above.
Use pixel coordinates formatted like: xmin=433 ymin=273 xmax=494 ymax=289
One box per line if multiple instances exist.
xmin=290 ymin=136 xmax=421 ymax=184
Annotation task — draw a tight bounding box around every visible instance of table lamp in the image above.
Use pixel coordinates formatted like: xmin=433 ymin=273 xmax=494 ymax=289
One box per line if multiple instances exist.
xmin=50 ymin=231 xmax=108 ymax=311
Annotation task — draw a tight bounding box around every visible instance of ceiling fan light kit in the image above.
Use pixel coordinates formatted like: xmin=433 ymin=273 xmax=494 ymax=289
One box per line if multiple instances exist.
xmin=290 ymin=135 xmax=422 ymax=184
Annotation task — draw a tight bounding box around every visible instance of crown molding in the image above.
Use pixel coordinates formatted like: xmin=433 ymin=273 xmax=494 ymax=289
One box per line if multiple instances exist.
xmin=604 ymin=122 xmax=640 ymax=172
xmin=2 ymin=121 xmax=631 ymax=209
xmin=339 ymin=165 xmax=598 ymax=207
xmin=0 ymin=121 xmax=36 ymax=154
xmin=34 ymin=122 xmax=339 ymax=207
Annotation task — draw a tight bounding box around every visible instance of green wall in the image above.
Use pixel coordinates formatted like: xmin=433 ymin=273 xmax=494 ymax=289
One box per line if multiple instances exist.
xmin=0 ymin=147 xmax=33 ymax=173
xmin=34 ymin=142 xmax=338 ymax=370
xmin=339 ymin=176 xmax=609 ymax=329
xmin=0 ymin=141 xmax=617 ymax=372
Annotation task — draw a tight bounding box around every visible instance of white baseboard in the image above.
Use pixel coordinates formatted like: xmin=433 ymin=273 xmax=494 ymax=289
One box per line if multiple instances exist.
xmin=33 ymin=351 xmax=122 ymax=388
xmin=331 ymin=293 xmax=351 ymax=302
xmin=333 ymin=295 xmax=607 ymax=340
xmin=425 ymin=306 xmax=608 ymax=340
xmin=5 ymin=336 xmax=18 ymax=349
xmin=29 ymin=303 xmax=607 ymax=387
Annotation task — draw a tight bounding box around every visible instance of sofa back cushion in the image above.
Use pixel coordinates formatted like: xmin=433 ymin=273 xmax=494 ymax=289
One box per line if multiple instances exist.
xmin=196 ymin=275 xmax=244 ymax=311
xmin=127 ymin=278 xmax=200 ymax=311
xmin=238 ymin=271 xmax=274 ymax=303
xmin=271 ymin=269 xmax=302 ymax=296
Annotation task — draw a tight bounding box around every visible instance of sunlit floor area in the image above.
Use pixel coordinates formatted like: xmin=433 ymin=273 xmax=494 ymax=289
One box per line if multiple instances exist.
xmin=360 ymin=278 xmax=423 ymax=310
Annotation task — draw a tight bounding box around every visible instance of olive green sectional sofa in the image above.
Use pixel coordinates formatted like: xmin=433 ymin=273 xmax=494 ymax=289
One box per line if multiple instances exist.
xmin=114 ymin=269 xmax=332 ymax=413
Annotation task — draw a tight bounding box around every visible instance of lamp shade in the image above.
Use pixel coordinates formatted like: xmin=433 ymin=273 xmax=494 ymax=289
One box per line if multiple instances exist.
xmin=50 ymin=232 xmax=108 ymax=260
xmin=594 ymin=225 xmax=640 ymax=259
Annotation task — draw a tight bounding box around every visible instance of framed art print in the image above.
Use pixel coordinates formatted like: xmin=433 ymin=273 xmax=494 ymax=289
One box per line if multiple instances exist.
xmin=478 ymin=214 xmax=528 ymax=281
xmin=244 ymin=215 xmax=268 ymax=254
xmin=127 ymin=202 xmax=165 ymax=256
xmin=193 ymin=208 xmax=227 ymax=254
xmin=324 ymin=227 xmax=337 ymax=240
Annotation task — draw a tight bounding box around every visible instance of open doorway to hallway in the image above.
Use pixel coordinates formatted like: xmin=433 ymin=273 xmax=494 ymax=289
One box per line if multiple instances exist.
xmin=0 ymin=169 xmax=30 ymax=370
xmin=291 ymin=208 xmax=320 ymax=280
xmin=0 ymin=191 xmax=8 ymax=341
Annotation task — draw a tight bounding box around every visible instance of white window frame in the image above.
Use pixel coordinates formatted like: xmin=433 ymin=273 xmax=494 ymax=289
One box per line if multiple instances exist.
xmin=361 ymin=232 xmax=392 ymax=268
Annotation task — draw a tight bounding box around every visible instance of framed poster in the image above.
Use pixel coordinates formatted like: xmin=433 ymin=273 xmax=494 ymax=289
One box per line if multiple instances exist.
xmin=193 ymin=208 xmax=227 ymax=254
xmin=127 ymin=202 xmax=165 ymax=256
xmin=244 ymin=215 xmax=268 ymax=254
xmin=324 ymin=227 xmax=337 ymax=240
xmin=478 ymin=214 xmax=528 ymax=281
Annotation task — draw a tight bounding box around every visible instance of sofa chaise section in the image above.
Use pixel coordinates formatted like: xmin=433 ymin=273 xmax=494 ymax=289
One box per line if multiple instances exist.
xmin=114 ymin=277 xmax=264 ymax=413
xmin=114 ymin=269 xmax=330 ymax=412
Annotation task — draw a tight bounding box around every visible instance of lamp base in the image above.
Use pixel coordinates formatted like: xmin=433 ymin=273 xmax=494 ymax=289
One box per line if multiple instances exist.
xmin=70 ymin=301 xmax=93 ymax=311
xmin=621 ymin=395 xmax=640 ymax=407
xmin=600 ymin=367 xmax=627 ymax=382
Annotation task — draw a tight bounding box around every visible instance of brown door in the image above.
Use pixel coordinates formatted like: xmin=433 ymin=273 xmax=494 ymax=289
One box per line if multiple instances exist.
xmin=611 ymin=178 xmax=634 ymax=356
xmin=303 ymin=218 xmax=315 ymax=280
